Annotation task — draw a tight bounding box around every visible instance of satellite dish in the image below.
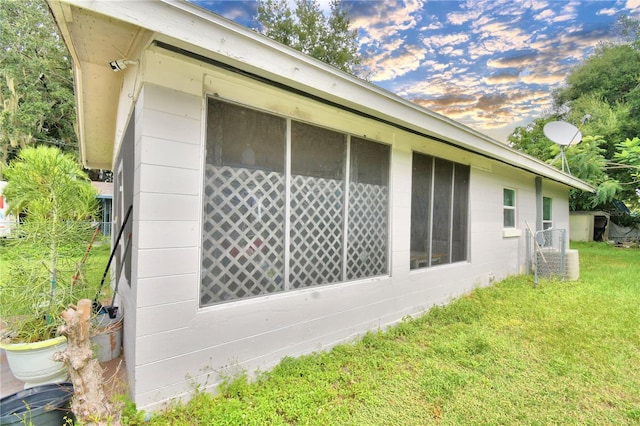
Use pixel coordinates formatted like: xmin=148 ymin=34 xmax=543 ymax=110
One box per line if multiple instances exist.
xmin=543 ymin=121 xmax=582 ymax=146
xmin=543 ymin=121 xmax=582 ymax=175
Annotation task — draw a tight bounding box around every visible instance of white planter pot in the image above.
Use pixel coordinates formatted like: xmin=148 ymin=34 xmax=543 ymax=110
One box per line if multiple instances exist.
xmin=0 ymin=336 xmax=68 ymax=389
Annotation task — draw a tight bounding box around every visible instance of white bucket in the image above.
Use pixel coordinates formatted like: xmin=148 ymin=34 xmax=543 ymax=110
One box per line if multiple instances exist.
xmin=90 ymin=312 xmax=123 ymax=363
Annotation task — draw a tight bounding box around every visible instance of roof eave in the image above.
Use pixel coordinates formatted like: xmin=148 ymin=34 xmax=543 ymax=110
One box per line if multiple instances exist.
xmin=47 ymin=0 xmax=595 ymax=192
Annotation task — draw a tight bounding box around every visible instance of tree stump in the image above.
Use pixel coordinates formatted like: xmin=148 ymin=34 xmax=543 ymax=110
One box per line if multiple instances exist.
xmin=54 ymin=298 xmax=121 ymax=425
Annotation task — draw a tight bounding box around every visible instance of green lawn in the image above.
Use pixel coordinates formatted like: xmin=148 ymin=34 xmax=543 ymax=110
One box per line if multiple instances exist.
xmin=0 ymin=234 xmax=112 ymax=286
xmin=133 ymin=242 xmax=639 ymax=425
xmin=0 ymin=235 xmax=113 ymax=339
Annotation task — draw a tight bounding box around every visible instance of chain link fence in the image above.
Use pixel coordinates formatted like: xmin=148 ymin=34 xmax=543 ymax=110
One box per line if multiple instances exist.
xmin=526 ymin=228 xmax=567 ymax=286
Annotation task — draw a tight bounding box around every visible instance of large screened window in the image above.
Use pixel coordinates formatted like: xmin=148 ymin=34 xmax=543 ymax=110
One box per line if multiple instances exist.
xmin=201 ymin=98 xmax=390 ymax=306
xmin=410 ymin=152 xmax=470 ymax=269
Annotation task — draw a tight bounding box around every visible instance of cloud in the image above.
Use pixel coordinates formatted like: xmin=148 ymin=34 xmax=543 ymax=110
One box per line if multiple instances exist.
xmin=627 ymin=0 xmax=640 ymax=11
xmin=464 ymin=16 xmax=534 ymax=60
xmin=447 ymin=9 xmax=481 ymax=25
xmin=518 ymin=72 xmax=566 ymax=85
xmin=487 ymin=51 xmax=538 ymax=69
xmin=350 ymin=0 xmax=425 ymax=43
xmin=365 ymin=43 xmax=428 ymax=81
xmin=348 ymin=0 xmax=621 ymax=140
xmin=529 ymin=0 xmax=549 ymax=11
xmin=533 ymin=0 xmax=579 ymax=24
xmin=351 ymin=0 xmax=428 ymax=80
xmin=193 ymin=0 xmax=629 ymax=142
xmin=420 ymin=21 xmax=444 ymax=31
xmin=535 ymin=9 xmax=555 ymax=22
xmin=406 ymin=82 xmax=555 ymax=139
xmin=483 ymin=72 xmax=520 ymax=84
xmin=413 ymin=93 xmax=476 ymax=108
xmin=597 ymin=8 xmax=617 ymax=16
xmin=427 ymin=32 xmax=470 ymax=48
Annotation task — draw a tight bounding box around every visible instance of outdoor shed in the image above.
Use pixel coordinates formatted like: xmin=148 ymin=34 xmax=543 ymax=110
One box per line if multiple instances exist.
xmin=569 ymin=211 xmax=610 ymax=242
xmin=48 ymin=0 xmax=593 ymax=412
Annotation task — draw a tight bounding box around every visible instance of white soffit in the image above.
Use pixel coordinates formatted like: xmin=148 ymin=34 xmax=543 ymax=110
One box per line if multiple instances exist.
xmin=48 ymin=1 xmax=152 ymax=169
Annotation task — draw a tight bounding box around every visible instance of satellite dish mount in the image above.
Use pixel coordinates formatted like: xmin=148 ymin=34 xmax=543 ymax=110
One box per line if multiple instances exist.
xmin=543 ymin=121 xmax=583 ymax=175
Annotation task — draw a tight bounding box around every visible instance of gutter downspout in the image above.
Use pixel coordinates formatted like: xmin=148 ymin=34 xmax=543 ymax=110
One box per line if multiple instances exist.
xmin=535 ymin=177 xmax=543 ymax=233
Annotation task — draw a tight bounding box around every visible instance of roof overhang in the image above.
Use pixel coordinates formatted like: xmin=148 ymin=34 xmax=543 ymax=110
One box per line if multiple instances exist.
xmin=47 ymin=0 xmax=594 ymax=192
xmin=47 ymin=1 xmax=153 ymax=169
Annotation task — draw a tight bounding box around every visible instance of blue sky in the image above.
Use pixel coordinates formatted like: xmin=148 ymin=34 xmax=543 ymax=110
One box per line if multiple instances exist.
xmin=190 ymin=0 xmax=640 ymax=142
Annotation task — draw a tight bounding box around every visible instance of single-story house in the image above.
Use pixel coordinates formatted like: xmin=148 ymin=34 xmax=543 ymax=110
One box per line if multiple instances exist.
xmin=48 ymin=0 xmax=593 ymax=412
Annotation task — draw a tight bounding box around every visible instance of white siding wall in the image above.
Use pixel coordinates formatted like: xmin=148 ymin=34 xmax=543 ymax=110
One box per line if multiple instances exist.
xmin=132 ymin=81 xmax=203 ymax=407
xmin=127 ymin=48 xmax=573 ymax=411
xmin=471 ymin=165 xmax=536 ymax=278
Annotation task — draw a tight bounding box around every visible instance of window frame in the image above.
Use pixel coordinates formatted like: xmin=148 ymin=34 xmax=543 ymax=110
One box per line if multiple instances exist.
xmin=543 ymin=196 xmax=553 ymax=230
xmin=409 ymin=152 xmax=470 ymax=270
xmin=503 ymin=188 xmax=517 ymax=229
xmin=200 ymin=97 xmax=391 ymax=306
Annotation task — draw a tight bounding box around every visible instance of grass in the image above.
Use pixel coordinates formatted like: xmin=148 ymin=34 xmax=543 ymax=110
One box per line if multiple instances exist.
xmin=132 ymin=242 xmax=638 ymax=424
xmin=0 ymin=232 xmax=112 ymax=293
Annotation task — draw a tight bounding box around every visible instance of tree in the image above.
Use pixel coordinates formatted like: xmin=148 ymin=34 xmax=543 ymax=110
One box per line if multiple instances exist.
xmin=613 ymin=137 xmax=640 ymax=210
xmin=509 ymin=116 xmax=562 ymax=162
xmin=510 ymin=16 xmax=640 ymax=211
xmin=1 ymin=146 xmax=98 ymax=342
xmin=563 ymin=136 xmax=622 ymax=210
xmin=614 ymin=14 xmax=640 ymax=51
xmin=553 ymin=44 xmax=640 ymax=107
xmin=256 ymin=0 xmax=362 ymax=74
xmin=0 ymin=0 xmax=77 ymax=169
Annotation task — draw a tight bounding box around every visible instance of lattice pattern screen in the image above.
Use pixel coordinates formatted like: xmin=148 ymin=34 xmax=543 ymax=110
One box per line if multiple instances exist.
xmin=201 ymin=165 xmax=285 ymax=305
xmin=347 ymin=182 xmax=389 ymax=279
xmin=289 ymin=175 xmax=344 ymax=288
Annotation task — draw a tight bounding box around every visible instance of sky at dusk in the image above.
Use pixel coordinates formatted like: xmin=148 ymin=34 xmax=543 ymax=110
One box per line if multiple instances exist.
xmin=190 ymin=0 xmax=640 ymax=142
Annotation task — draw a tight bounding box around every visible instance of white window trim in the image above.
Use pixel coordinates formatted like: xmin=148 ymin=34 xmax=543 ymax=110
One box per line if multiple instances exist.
xmin=503 ymin=228 xmax=522 ymax=238
xmin=503 ymin=187 xmax=518 ymax=232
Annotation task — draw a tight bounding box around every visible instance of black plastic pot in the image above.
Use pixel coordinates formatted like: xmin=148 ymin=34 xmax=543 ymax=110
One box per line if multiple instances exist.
xmin=0 ymin=382 xmax=74 ymax=425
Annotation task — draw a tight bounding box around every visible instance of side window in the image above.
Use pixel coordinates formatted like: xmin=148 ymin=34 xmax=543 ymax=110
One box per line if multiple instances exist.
xmin=503 ymin=188 xmax=516 ymax=228
xmin=543 ymin=197 xmax=552 ymax=229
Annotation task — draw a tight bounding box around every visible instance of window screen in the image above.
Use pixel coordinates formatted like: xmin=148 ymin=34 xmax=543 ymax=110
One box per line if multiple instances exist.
xmin=289 ymin=122 xmax=346 ymax=288
xmin=347 ymin=137 xmax=390 ymax=279
xmin=452 ymin=165 xmax=470 ymax=262
xmin=410 ymin=152 xmax=469 ymax=269
xmin=503 ymin=188 xmax=516 ymax=228
xmin=201 ymin=98 xmax=390 ymax=306
xmin=543 ymin=197 xmax=552 ymax=230
xmin=201 ymin=100 xmax=287 ymax=305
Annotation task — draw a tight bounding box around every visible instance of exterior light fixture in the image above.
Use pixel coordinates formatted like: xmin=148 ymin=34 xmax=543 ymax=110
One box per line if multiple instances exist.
xmin=109 ymin=59 xmax=138 ymax=72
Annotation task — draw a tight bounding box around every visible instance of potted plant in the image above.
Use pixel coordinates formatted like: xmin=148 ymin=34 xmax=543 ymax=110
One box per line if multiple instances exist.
xmin=0 ymin=146 xmax=100 ymax=388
